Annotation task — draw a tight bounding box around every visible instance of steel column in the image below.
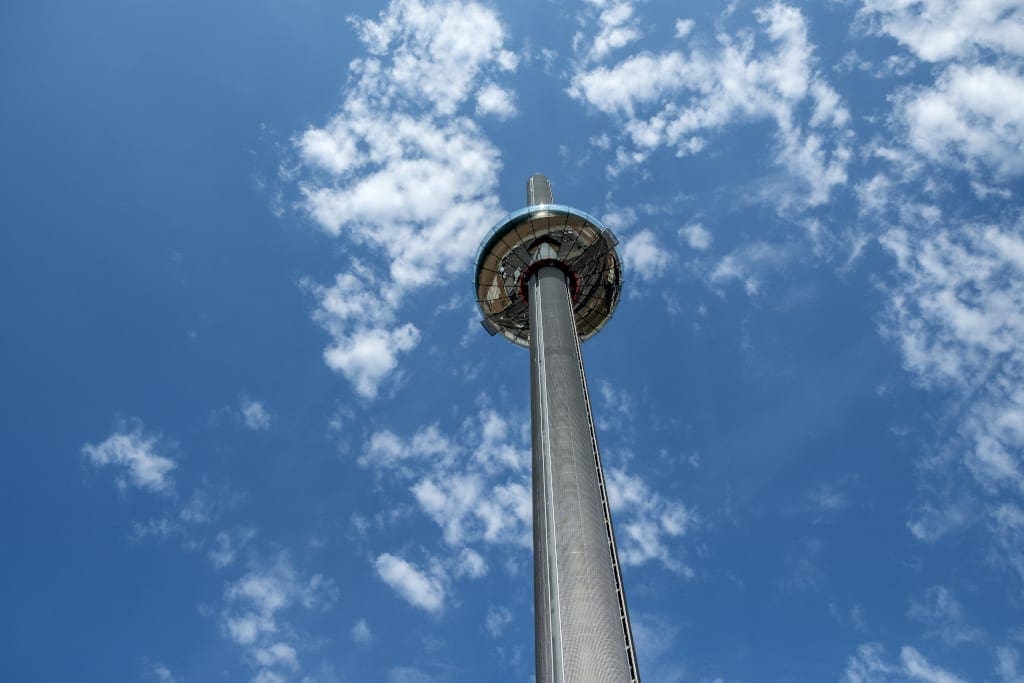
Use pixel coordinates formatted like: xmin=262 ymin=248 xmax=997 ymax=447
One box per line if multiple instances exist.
xmin=529 ymin=266 xmax=639 ymax=683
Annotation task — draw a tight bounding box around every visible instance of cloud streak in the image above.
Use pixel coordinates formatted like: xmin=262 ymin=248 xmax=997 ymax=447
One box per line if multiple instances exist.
xmin=293 ymin=0 xmax=517 ymax=398
xmin=82 ymin=421 xmax=176 ymax=493
xmin=569 ymin=2 xmax=852 ymax=208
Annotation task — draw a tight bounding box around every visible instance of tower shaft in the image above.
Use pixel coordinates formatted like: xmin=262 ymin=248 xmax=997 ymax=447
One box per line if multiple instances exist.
xmin=528 ymin=266 xmax=639 ymax=682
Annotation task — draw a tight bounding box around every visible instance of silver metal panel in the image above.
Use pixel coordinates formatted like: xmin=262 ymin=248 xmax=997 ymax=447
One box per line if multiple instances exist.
xmin=528 ymin=173 xmax=555 ymax=206
xmin=474 ymin=207 xmax=623 ymax=348
xmin=529 ymin=266 xmax=639 ymax=682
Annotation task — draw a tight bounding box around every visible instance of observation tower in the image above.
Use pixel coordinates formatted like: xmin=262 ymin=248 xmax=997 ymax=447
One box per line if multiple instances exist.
xmin=474 ymin=174 xmax=640 ymax=682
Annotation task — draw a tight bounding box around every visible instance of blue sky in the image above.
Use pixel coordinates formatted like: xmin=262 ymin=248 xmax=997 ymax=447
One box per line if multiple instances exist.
xmin=2 ymin=0 xmax=1024 ymax=681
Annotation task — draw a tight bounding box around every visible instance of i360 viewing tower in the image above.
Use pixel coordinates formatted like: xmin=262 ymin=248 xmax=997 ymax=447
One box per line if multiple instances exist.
xmin=474 ymin=174 xmax=640 ymax=682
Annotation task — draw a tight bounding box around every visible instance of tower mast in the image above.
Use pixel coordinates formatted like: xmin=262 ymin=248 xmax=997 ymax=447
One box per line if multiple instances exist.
xmin=475 ymin=175 xmax=639 ymax=682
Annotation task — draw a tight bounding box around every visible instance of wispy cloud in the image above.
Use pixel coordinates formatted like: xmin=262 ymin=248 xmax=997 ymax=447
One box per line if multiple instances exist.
xmin=293 ymin=0 xmax=517 ymax=399
xmin=351 ymin=618 xmax=373 ymax=644
xmin=84 ymin=416 xmax=337 ymax=681
xmin=360 ymin=408 xmax=530 ymax=550
xmin=680 ymin=222 xmax=712 ymax=251
xmin=475 ymin=84 xmax=517 ymax=120
xmin=709 ymin=240 xmax=802 ymax=298
xmin=147 ymin=663 xmax=181 ymax=683
xmin=239 ymin=395 xmax=272 ymax=431
xmin=907 ymin=585 xmax=985 ymax=646
xmin=208 ymin=528 xmax=257 ymax=569
xmin=574 ymin=1 xmax=643 ymax=64
xmin=858 ymin=0 xmax=1024 ymax=62
xmin=220 ymin=553 xmax=338 ymax=681
xmin=861 ymin=0 xmax=1024 ymax=185
xmin=82 ymin=420 xmax=176 ymax=494
xmin=880 ymin=222 xmax=1024 ymax=569
xmin=997 ymin=645 xmax=1024 ymax=683
xmin=357 ymin=407 xmax=530 ymax=613
xmin=304 ymin=265 xmax=420 ymax=399
xmin=896 ymin=64 xmax=1024 ymax=177
xmin=853 ymin=0 xmax=1024 ymax=600
xmin=374 ymin=553 xmax=446 ymax=613
xmin=843 ymin=643 xmax=968 ymax=683
xmin=569 ymin=3 xmax=852 ymax=208
xmin=621 ymin=229 xmax=672 ymax=283
xmin=359 ymin=399 xmax=695 ymax=615
xmin=484 ymin=605 xmax=512 ymax=638
xmin=606 ymin=467 xmax=695 ymax=573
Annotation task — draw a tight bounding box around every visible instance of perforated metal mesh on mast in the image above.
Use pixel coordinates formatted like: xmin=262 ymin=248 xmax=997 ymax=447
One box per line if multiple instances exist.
xmin=474 ymin=174 xmax=640 ymax=683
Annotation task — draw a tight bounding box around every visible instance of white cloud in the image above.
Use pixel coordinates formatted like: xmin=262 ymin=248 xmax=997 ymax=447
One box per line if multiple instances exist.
xmin=208 ymin=528 xmax=257 ymax=569
xmin=629 ymin=613 xmax=684 ymax=677
xmin=907 ymin=586 xmax=985 ymax=646
xmin=601 ymin=205 xmax=638 ymax=231
xmin=595 ymin=380 xmax=634 ymax=432
xmin=680 ymin=222 xmax=712 ymax=250
xmin=580 ymin=1 xmax=642 ymax=63
xmin=351 ymin=618 xmax=373 ymax=643
xmin=296 ymin=0 xmax=511 ymax=271
xmin=675 ymin=18 xmax=695 ymax=39
xmin=299 ymin=121 xmax=502 ymax=289
xmin=220 ymin=553 xmax=337 ymax=678
xmin=858 ymin=0 xmax=1024 ymax=62
xmin=305 ymin=267 xmax=421 ymax=399
xmin=997 ymin=645 xmax=1024 ymax=683
xmin=374 ymin=553 xmax=446 ymax=613
xmin=209 ymin=532 xmax=239 ymax=569
xmin=362 ymin=405 xmax=694 ymax=587
xmin=901 ymin=646 xmax=968 ymax=683
xmin=348 ymin=0 xmax=517 ymax=116
xmin=388 ymin=667 xmax=437 ymax=683
xmin=252 ymin=642 xmax=299 ymax=671
xmin=570 ymin=51 xmax=689 ymax=118
xmin=843 ymin=643 xmax=968 ymax=683
xmin=149 ymin=663 xmax=181 ymax=683
xmin=454 ymin=547 xmax=488 ymax=578
xmin=855 ymin=173 xmax=895 ymax=217
xmin=240 ymin=396 xmax=272 ymax=431
xmin=861 ymin=0 xmax=1024 ymax=185
xmin=606 ymin=467 xmax=695 ymax=572
xmin=880 ymin=223 xmax=1024 ymax=390
xmin=837 ymin=50 xmax=918 ymax=79
xmin=82 ymin=422 xmax=176 ymax=494
xmin=179 ymin=490 xmax=211 ymax=524
xmin=897 ymin=64 xmax=1024 ymax=177
xmin=807 ymin=483 xmax=849 ymax=513
xmin=410 ymin=474 xmax=483 ymax=546
xmin=475 ymin=83 xmax=516 ymax=119
xmin=569 ymin=2 xmax=851 ymax=207
xmin=992 ymin=504 xmax=1024 ymax=586
xmin=881 ymin=218 xmax=1024 ymax=583
xmin=622 ymin=229 xmax=672 ymax=282
xmin=474 ymin=409 xmax=529 ymax=473
xmin=412 ymin=474 xmax=529 ymax=547
xmin=252 ymin=671 xmax=286 ymax=683
xmin=843 ymin=642 xmax=897 ymax=682
xmin=324 ymin=324 xmax=420 ymax=399
xmin=906 ymin=501 xmax=973 ymax=543
xmin=359 ymin=423 xmax=456 ymax=475
xmin=709 ymin=241 xmax=796 ymax=297
xmin=294 ymin=0 xmax=516 ymax=398
xmin=484 ymin=605 xmax=512 ymax=638
xmin=360 ymin=410 xmax=531 ymax=548
xmin=971 ymin=180 xmax=1013 ymax=201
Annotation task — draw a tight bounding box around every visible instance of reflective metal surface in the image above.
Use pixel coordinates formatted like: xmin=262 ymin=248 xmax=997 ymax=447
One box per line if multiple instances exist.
xmin=530 ymin=267 xmax=640 ymax=682
xmin=474 ymin=205 xmax=622 ymax=348
xmin=476 ymin=175 xmax=640 ymax=683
